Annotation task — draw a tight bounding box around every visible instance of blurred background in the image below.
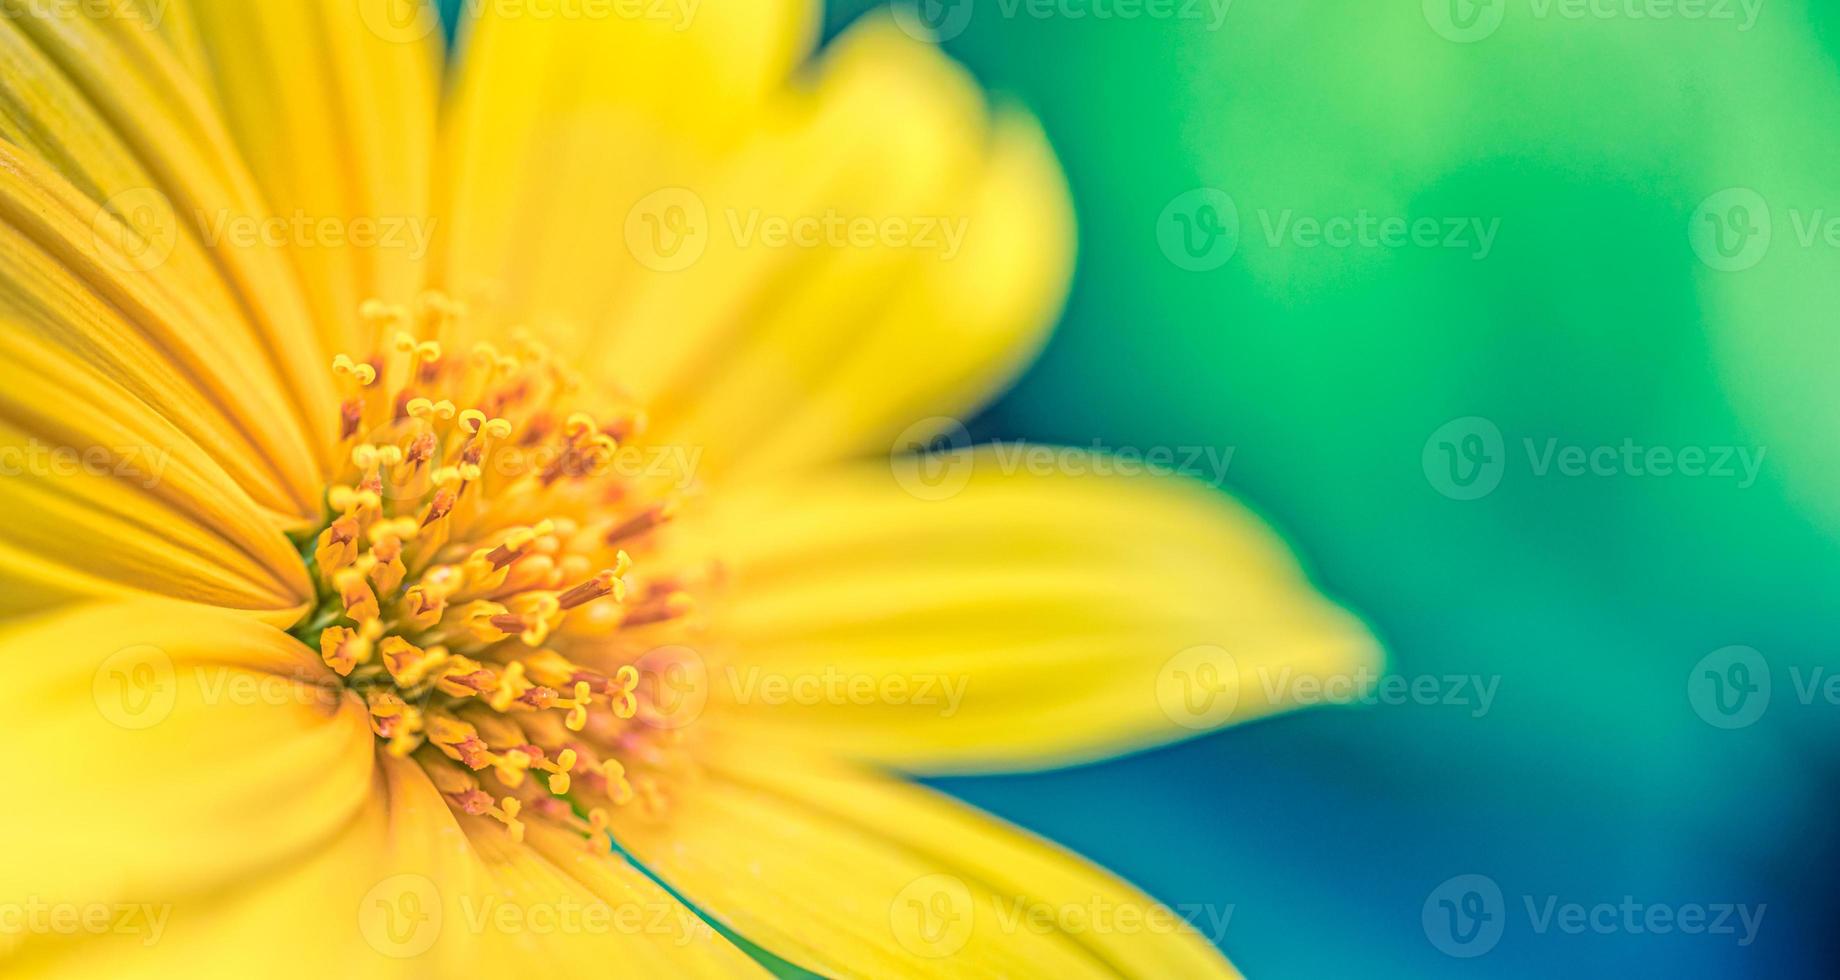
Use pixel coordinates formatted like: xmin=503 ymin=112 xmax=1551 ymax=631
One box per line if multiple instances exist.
xmin=444 ymin=0 xmax=1840 ymax=974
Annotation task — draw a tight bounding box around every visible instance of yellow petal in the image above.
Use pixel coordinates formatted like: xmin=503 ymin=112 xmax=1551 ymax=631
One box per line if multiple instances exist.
xmin=618 ymin=20 xmax=1074 ymax=482
xmin=0 ymin=599 xmax=376 ymax=970
xmin=438 ymin=12 xmax=1069 ymax=479
xmin=0 ymin=4 xmax=337 ymax=469
xmin=3 ymin=753 xmax=484 ymax=978
xmin=0 ymin=151 xmax=319 ymax=617
xmin=471 ymin=817 xmax=765 ymax=976
xmin=0 ymin=106 xmax=323 ymax=520
xmin=607 ymin=20 xmax=1067 ymax=481
xmin=187 ymin=0 xmax=442 ymax=355
xmin=731 ymin=109 xmax=1074 ymax=479
xmin=611 ymin=741 xmax=1236 ymax=978
xmin=436 ymin=0 xmax=816 ymax=330
xmin=674 ymin=447 xmax=1380 ymax=772
xmin=5 ymin=740 xmax=763 ymax=976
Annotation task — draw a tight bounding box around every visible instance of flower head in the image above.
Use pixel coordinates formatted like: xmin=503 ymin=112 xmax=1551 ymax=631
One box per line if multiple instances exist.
xmin=0 ymin=1 xmax=1378 ymax=975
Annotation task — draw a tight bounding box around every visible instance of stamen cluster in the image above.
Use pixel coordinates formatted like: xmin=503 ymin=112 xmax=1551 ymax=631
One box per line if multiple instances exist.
xmin=293 ymin=294 xmax=700 ymax=845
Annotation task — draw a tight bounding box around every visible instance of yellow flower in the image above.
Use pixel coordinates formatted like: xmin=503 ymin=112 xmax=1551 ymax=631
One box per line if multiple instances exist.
xmin=0 ymin=1 xmax=1379 ymax=975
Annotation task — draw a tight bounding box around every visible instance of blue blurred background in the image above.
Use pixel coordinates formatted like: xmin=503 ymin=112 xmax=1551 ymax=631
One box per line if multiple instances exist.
xmin=448 ymin=0 xmax=1840 ymax=974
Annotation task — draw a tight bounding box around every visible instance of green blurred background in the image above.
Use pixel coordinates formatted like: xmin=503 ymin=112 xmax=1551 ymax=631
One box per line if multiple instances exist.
xmin=827 ymin=0 xmax=1840 ymax=975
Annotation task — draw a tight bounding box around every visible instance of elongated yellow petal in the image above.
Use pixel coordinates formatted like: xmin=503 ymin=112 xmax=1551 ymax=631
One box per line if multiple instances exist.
xmin=0 ymin=599 xmax=375 ymax=971
xmin=624 ymin=21 xmax=1074 ymax=481
xmin=732 ymin=109 xmax=1074 ymax=479
xmin=0 ymin=155 xmax=316 ymax=617
xmin=0 ymin=2 xmax=336 ymax=468
xmin=0 ymin=105 xmax=323 ymax=519
xmin=436 ymin=0 xmax=816 ymax=332
xmin=6 ymin=741 xmax=762 ymax=976
xmin=187 ymin=0 xmax=441 ymax=356
xmin=611 ymin=740 xmax=1236 ymax=978
xmin=668 ymin=447 xmax=1379 ymax=772
xmin=437 ymin=11 xmax=1067 ymax=479
xmin=467 ymin=818 xmax=766 ymax=976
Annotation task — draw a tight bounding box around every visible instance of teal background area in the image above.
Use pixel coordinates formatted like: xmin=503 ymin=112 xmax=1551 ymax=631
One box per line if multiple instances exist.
xmin=443 ymin=0 xmax=1840 ymax=974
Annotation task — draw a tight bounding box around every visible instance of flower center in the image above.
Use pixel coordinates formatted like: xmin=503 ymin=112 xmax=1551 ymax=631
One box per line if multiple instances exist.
xmin=290 ymin=293 xmax=702 ymax=847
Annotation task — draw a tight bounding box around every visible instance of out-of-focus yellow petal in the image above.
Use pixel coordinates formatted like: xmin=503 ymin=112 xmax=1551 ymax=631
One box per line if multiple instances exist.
xmin=462 ymin=818 xmax=764 ymax=976
xmin=187 ymin=0 xmax=441 ymax=356
xmin=611 ymin=741 xmax=1236 ymax=978
xmin=731 ymin=109 xmax=1074 ymax=479
xmin=438 ymin=12 xmax=1069 ymax=479
xmin=436 ymin=0 xmax=816 ymax=332
xmin=0 ymin=599 xmax=375 ymax=973
xmin=6 ymin=753 xmax=493 ymax=979
xmin=670 ymin=447 xmax=1379 ymax=772
xmin=616 ymin=20 xmax=1074 ymax=482
xmin=5 ymin=741 xmax=763 ymax=976
xmin=0 ymin=2 xmax=336 ymax=466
